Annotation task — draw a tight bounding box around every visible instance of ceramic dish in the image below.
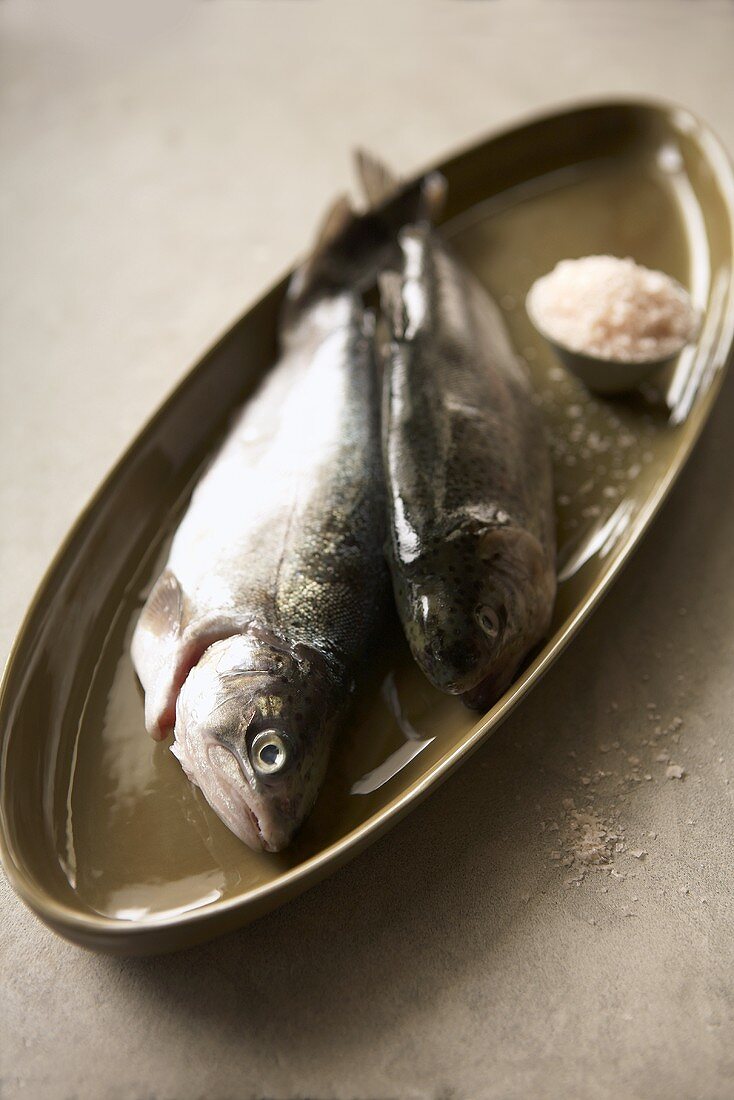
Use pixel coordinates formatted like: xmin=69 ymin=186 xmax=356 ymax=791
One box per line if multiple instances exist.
xmin=1 ymin=100 xmax=733 ymax=955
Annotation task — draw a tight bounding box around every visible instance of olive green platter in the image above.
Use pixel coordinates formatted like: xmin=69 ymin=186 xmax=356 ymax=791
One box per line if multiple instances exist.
xmin=2 ymin=100 xmax=733 ymax=956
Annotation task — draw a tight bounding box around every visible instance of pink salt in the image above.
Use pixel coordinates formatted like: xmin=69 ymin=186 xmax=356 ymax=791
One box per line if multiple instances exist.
xmin=528 ymin=255 xmax=699 ymax=363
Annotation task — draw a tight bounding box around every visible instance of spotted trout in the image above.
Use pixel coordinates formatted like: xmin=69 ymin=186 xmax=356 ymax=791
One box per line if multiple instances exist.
xmin=132 ymin=168 xmax=444 ymax=851
xmin=364 ymin=158 xmax=556 ymax=710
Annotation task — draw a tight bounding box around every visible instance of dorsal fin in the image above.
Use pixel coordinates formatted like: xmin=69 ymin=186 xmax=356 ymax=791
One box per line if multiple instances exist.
xmin=138 ymin=569 xmax=184 ymax=640
xmin=354 ymin=148 xmax=401 ymax=208
xmin=312 ymin=193 xmax=354 ymax=252
xmin=355 ymin=147 xmax=447 ymax=225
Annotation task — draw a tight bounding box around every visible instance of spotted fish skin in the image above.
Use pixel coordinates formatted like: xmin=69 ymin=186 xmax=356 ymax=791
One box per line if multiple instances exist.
xmin=132 ymin=291 xmax=385 ymax=851
xmin=131 ymin=170 xmax=445 ymax=853
xmin=379 ymin=225 xmax=556 ymax=709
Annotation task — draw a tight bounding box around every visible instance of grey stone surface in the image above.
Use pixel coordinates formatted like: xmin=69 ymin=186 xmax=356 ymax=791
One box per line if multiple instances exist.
xmin=1 ymin=3 xmax=733 ymax=1098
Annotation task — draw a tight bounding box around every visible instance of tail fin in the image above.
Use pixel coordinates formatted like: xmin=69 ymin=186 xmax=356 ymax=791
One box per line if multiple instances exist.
xmin=312 ymin=193 xmax=355 ymax=250
xmin=285 ymin=193 xmax=359 ymax=307
xmin=354 ymin=148 xmax=401 ymax=207
xmin=282 ymin=151 xmax=447 ymax=333
xmin=354 ymin=147 xmax=446 ymax=224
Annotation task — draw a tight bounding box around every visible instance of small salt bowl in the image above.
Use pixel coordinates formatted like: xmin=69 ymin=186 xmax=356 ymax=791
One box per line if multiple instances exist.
xmin=525 ymin=257 xmax=698 ymax=397
xmin=526 ymin=312 xmax=680 ymax=396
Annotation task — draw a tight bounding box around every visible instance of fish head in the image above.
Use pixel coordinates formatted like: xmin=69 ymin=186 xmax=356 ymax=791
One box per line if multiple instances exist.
xmin=173 ymin=634 xmax=340 ymax=852
xmin=399 ymin=526 xmax=555 ymax=707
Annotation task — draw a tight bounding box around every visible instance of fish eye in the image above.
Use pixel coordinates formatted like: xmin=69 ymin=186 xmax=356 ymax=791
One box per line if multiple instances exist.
xmin=250 ymin=729 xmax=291 ymax=778
xmin=477 ymin=604 xmax=502 ymax=638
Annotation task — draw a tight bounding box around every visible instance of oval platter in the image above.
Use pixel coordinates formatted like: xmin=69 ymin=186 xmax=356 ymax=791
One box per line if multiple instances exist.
xmin=2 ymin=100 xmax=733 ymax=955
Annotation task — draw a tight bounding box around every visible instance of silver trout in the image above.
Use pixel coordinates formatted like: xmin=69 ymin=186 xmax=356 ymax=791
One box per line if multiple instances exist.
xmin=367 ymin=161 xmax=556 ymax=710
xmin=132 ymin=170 xmax=443 ymax=851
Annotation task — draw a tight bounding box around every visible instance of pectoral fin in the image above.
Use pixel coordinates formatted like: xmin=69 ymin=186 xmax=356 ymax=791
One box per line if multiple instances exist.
xmin=138 ymin=569 xmax=183 ymax=640
xmin=131 ymin=570 xmax=187 ymax=740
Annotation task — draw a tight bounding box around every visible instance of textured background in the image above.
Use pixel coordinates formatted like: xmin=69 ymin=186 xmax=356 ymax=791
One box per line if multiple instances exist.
xmin=1 ymin=3 xmax=733 ymax=1098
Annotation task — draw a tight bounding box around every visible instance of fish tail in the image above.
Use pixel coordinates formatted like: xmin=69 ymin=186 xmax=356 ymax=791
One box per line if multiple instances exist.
xmin=353 ymin=148 xmax=401 ymax=207
xmin=282 ymin=152 xmax=447 ymax=331
xmin=283 ymin=192 xmax=360 ymax=319
xmin=354 ymin=148 xmax=446 ymax=225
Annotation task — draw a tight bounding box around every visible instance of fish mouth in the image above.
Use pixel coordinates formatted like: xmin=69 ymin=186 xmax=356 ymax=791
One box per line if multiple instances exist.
xmin=173 ymin=731 xmax=294 ymax=852
xmin=408 ymin=617 xmax=519 ymax=703
xmin=460 ymin=631 xmax=543 ymax=711
xmin=240 ymin=802 xmax=269 ymax=851
xmin=240 ymin=798 xmax=294 ymax=854
xmin=460 ymin=659 xmax=519 ymax=711
xmin=207 ymin=744 xmax=296 ymax=853
xmin=406 ymin=621 xmax=489 ymax=697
